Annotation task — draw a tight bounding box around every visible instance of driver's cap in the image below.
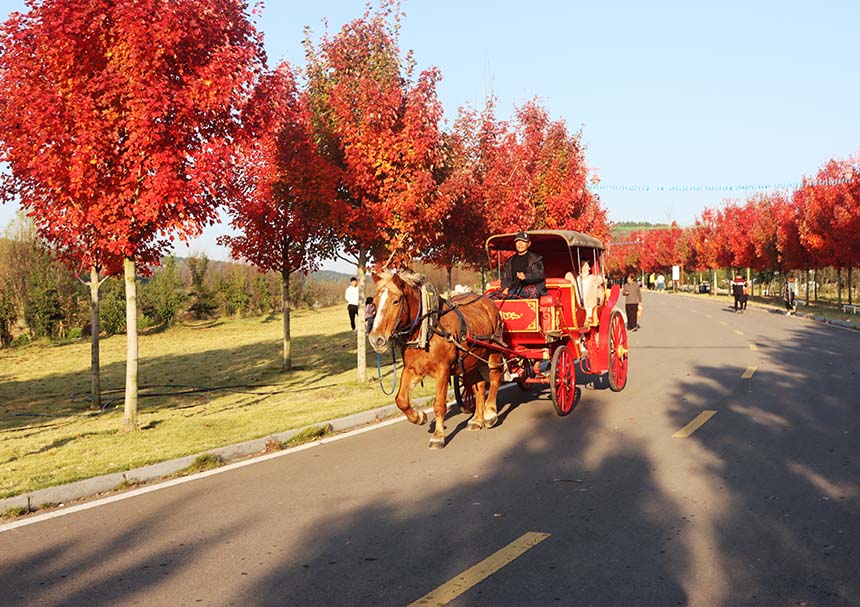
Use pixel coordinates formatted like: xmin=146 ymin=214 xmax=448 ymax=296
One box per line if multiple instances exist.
xmin=514 ymin=231 xmax=530 ymax=243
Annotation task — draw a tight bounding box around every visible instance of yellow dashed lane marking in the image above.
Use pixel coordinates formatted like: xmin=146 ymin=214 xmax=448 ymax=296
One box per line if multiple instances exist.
xmin=741 ymin=366 xmax=757 ymax=379
xmin=734 ymin=329 xmax=744 ymax=336
xmin=673 ymin=410 xmax=717 ymax=438
xmin=408 ymin=531 xmax=550 ymax=606
xmin=748 ymin=343 xmax=758 ymax=351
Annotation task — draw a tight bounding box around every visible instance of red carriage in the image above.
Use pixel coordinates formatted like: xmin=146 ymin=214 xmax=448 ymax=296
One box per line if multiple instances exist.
xmin=368 ymin=229 xmax=629 ymax=448
xmin=454 ymin=229 xmax=629 ymax=415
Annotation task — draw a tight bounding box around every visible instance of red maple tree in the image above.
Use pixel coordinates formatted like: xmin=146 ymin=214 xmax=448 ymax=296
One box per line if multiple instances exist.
xmin=423 ymin=101 xmax=500 ymax=291
xmin=515 ymin=100 xmax=610 ymax=241
xmin=304 ymin=1 xmax=448 ymax=381
xmin=0 ymin=0 xmax=266 ymax=429
xmin=219 ymin=63 xmax=340 ymax=371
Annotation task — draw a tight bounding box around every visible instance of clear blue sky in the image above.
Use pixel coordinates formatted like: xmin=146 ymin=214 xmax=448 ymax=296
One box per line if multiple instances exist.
xmin=3 ymin=0 xmax=859 ymax=269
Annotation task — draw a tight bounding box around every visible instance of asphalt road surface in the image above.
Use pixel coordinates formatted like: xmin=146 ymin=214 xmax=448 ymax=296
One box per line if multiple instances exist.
xmin=2 ymin=292 xmax=859 ymax=607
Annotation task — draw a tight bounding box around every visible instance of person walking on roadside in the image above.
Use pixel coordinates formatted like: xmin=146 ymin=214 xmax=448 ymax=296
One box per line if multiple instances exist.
xmin=732 ymin=275 xmax=747 ymax=313
xmin=345 ymin=277 xmax=360 ymax=331
xmin=783 ymin=275 xmax=797 ymax=316
xmin=622 ymin=273 xmax=642 ymax=331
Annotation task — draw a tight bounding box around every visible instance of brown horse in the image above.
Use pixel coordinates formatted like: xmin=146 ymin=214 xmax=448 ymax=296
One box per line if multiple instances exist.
xmin=369 ymin=270 xmax=504 ymax=449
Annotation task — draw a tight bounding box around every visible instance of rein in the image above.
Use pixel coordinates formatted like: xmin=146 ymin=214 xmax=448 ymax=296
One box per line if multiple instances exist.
xmin=376 ymin=348 xmax=398 ymax=395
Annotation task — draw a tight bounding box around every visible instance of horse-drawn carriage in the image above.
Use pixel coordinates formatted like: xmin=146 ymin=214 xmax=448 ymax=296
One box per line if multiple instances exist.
xmin=461 ymin=229 xmax=629 ymax=413
xmin=368 ymin=229 xmax=629 ymax=448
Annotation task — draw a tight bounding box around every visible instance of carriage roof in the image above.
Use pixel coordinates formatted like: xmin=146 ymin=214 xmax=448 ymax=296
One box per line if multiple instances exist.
xmin=485 ymin=230 xmax=604 ymax=254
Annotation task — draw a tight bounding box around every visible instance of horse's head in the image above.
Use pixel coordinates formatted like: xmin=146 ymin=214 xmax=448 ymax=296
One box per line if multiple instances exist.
xmin=368 ymin=269 xmax=424 ymax=354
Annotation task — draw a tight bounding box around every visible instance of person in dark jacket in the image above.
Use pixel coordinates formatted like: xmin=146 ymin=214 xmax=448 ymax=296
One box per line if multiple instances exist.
xmin=499 ymin=231 xmax=546 ymax=298
xmin=622 ymin=273 xmax=642 ymax=331
xmin=731 ymin=275 xmax=747 ymax=313
xmin=783 ymin=275 xmax=797 ymax=315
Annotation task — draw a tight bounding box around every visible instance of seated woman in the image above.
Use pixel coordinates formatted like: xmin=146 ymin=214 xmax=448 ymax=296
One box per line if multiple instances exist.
xmin=565 ymin=260 xmax=604 ymax=328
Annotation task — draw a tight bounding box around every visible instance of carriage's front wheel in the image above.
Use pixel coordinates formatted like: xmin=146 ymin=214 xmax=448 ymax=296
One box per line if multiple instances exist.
xmin=453 ymin=375 xmax=476 ymax=413
xmin=550 ymin=344 xmax=576 ymax=416
xmin=608 ymin=310 xmax=629 ymax=391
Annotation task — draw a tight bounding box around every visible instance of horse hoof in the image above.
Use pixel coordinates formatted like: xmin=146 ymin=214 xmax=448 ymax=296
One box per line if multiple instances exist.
xmin=416 ymin=410 xmax=427 ymax=425
xmin=483 ymin=414 xmax=498 ymax=429
xmin=429 ymin=438 xmax=445 ymax=449
xmin=467 ymin=419 xmax=483 ymax=431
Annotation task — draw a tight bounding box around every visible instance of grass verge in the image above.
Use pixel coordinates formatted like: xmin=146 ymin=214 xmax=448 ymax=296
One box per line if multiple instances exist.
xmin=0 ymin=305 xmax=435 ymax=498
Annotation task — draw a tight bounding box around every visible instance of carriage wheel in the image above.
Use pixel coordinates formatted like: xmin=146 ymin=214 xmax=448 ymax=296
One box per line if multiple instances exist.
xmin=516 ymin=360 xmax=535 ymax=391
xmin=608 ymin=310 xmax=629 ymax=392
xmin=453 ymin=375 xmax=476 ymax=413
xmin=550 ymin=345 xmax=576 ymax=416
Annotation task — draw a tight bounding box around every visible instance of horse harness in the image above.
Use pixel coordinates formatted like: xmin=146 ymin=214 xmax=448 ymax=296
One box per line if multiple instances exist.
xmin=391 ymin=284 xmax=503 ymax=373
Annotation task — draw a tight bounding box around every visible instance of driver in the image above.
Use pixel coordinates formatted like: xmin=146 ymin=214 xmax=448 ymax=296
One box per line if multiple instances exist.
xmin=499 ymin=232 xmax=546 ymax=298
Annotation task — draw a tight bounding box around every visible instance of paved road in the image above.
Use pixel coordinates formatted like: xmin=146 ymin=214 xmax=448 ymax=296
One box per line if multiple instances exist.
xmin=2 ymin=293 xmax=859 ymax=607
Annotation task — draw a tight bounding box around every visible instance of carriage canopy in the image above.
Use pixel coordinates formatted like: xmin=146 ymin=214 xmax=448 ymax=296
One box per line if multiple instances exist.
xmin=486 ymin=230 xmax=605 ymax=278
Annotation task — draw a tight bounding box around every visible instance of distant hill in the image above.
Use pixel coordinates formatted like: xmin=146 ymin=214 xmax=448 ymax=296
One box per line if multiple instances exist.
xmin=611 ymin=222 xmax=672 ymax=239
xmin=312 ymin=269 xmax=353 ymax=283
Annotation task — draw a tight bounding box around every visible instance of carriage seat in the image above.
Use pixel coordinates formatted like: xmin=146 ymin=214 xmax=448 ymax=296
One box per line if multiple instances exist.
xmin=539 ymin=291 xmax=561 ymax=309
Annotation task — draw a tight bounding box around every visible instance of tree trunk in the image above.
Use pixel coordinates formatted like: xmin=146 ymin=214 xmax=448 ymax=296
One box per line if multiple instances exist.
xmin=447 ymin=265 xmax=453 ymax=296
xmin=837 ymin=267 xmax=843 ymax=305
xmin=849 ymin=267 xmax=853 ymax=305
xmin=814 ymin=268 xmax=818 ymax=302
xmin=123 ymin=257 xmax=139 ymax=432
xmin=282 ymin=267 xmax=292 ymax=372
xmin=805 ymin=269 xmax=810 ymax=305
xmin=89 ymin=266 xmax=102 ymax=411
xmin=356 ymin=248 xmax=367 ymax=383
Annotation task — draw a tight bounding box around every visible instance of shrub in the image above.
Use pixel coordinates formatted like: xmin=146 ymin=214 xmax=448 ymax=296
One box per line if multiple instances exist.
xmin=100 ymin=278 xmax=127 ymax=335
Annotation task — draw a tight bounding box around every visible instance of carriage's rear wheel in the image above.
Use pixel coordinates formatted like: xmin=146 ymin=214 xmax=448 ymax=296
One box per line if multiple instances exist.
xmin=453 ymin=375 xmax=476 ymax=413
xmin=608 ymin=310 xmax=629 ymax=391
xmin=550 ymin=344 xmax=576 ymax=416
xmin=515 ymin=359 xmax=536 ymax=391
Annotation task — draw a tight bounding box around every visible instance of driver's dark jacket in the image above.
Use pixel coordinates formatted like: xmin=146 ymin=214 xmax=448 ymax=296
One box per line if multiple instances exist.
xmin=501 ymin=252 xmax=546 ymax=295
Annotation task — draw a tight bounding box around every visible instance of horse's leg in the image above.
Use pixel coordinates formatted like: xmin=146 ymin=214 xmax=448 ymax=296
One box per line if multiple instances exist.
xmin=483 ymin=353 xmax=503 ymax=428
xmin=395 ymin=367 xmax=427 ymax=426
xmin=429 ymin=370 xmax=451 ymax=449
xmin=467 ymin=378 xmax=488 ymax=431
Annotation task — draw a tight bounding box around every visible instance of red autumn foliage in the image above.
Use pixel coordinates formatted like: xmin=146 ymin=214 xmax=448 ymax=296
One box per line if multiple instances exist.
xmin=0 ymin=0 xmax=266 ymax=267
xmin=304 ymin=2 xmax=448 ymax=266
xmin=219 ymin=63 xmax=340 ymax=277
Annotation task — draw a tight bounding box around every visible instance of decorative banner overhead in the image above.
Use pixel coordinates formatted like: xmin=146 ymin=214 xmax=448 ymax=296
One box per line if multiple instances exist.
xmin=589 ymin=179 xmax=852 ymax=193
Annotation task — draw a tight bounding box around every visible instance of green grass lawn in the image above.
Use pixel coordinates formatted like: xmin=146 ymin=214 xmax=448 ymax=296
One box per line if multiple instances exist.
xmin=0 ymin=306 xmax=436 ymax=498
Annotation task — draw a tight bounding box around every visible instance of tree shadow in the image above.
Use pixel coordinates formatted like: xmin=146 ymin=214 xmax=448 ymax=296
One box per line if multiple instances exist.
xmin=1 ymin=351 xmax=694 ymax=606
xmin=232 ymin=394 xmax=689 ymax=606
xmin=0 ymin=330 xmax=376 ymax=432
xmin=0 ymin=488 xmax=254 ymax=607
xmin=660 ymin=320 xmax=860 ymax=604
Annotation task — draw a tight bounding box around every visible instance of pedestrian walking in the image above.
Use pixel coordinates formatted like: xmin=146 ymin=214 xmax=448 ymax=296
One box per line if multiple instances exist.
xmin=345 ymin=277 xmax=359 ymax=331
xmin=622 ymin=273 xmax=642 ymax=331
xmin=732 ymin=275 xmax=747 ymax=313
xmin=783 ymin=275 xmax=797 ymax=316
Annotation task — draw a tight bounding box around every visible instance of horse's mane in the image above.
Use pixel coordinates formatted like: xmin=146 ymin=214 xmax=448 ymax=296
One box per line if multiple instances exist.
xmin=376 ymin=269 xmax=426 ymax=295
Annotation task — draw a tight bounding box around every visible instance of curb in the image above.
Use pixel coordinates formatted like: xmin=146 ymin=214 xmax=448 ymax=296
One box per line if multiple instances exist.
xmin=1 ymin=394 xmax=451 ymax=515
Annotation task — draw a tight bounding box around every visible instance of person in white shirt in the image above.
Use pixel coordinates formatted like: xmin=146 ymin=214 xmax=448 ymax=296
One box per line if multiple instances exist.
xmin=345 ymin=277 xmax=360 ymax=331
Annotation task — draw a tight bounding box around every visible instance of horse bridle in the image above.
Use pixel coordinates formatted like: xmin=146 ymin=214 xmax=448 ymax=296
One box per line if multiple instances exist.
xmin=387 ymin=286 xmax=423 ymax=343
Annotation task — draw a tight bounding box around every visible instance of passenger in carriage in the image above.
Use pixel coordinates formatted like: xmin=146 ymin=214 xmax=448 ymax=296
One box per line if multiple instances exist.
xmin=498 ymin=231 xmax=546 ymax=298
xmin=565 ymin=259 xmax=604 ymax=328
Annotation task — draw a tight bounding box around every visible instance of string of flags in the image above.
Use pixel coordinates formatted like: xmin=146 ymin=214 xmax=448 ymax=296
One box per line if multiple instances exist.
xmin=589 ymin=179 xmax=852 ymax=193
